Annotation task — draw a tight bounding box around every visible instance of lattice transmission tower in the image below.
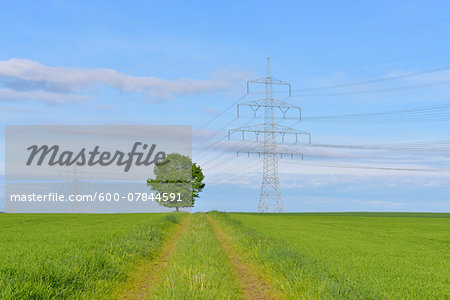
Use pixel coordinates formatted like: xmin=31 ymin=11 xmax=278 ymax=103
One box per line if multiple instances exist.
xmin=228 ymin=57 xmax=311 ymax=212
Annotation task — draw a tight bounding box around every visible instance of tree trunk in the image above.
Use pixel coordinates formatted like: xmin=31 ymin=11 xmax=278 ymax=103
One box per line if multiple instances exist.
xmin=175 ymin=207 xmax=179 ymax=212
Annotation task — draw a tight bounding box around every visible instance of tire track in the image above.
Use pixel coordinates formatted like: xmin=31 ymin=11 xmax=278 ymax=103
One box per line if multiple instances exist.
xmin=206 ymin=214 xmax=281 ymax=300
xmin=117 ymin=214 xmax=191 ymax=299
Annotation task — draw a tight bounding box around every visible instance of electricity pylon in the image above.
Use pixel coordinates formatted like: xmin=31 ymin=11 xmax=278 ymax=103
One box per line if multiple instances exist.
xmin=58 ymin=166 xmax=92 ymax=213
xmin=228 ymin=57 xmax=311 ymax=212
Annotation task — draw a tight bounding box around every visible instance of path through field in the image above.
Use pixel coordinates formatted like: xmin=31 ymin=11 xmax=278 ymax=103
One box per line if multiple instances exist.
xmin=206 ymin=215 xmax=279 ymax=300
xmin=118 ymin=213 xmax=279 ymax=300
xmin=118 ymin=215 xmax=192 ymax=299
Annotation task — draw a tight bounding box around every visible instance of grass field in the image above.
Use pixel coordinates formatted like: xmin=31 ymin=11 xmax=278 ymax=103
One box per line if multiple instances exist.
xmin=211 ymin=212 xmax=450 ymax=299
xmin=0 ymin=212 xmax=448 ymax=299
xmin=0 ymin=213 xmax=184 ymax=299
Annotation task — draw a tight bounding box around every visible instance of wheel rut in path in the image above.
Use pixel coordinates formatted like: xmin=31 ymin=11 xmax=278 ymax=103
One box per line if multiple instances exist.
xmin=118 ymin=214 xmax=191 ymax=300
xmin=206 ymin=214 xmax=281 ymax=300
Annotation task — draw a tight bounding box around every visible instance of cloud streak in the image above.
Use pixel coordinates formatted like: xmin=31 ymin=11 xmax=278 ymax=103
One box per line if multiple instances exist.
xmin=0 ymin=58 xmax=239 ymax=103
xmin=0 ymin=88 xmax=87 ymax=104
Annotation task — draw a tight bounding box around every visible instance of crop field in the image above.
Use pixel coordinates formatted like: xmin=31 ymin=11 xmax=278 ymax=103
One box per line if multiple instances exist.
xmin=213 ymin=212 xmax=450 ymax=299
xmin=0 ymin=212 xmax=448 ymax=299
xmin=0 ymin=213 xmax=183 ymax=299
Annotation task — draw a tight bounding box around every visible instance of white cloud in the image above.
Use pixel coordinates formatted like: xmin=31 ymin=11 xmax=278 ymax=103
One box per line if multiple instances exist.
xmin=0 ymin=88 xmax=87 ymax=104
xmin=198 ymin=149 xmax=450 ymax=189
xmin=192 ymin=128 xmax=223 ymax=141
xmin=349 ymin=198 xmax=403 ymax=208
xmin=198 ymin=106 xmax=220 ymax=116
xmin=0 ymin=58 xmax=240 ymax=103
xmin=0 ymin=106 xmax=33 ymax=112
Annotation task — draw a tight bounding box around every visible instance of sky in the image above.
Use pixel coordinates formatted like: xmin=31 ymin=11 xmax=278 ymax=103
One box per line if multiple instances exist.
xmin=1 ymin=0 xmax=450 ymax=212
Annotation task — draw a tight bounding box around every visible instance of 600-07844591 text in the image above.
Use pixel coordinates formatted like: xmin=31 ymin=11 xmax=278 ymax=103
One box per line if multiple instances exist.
xmin=9 ymin=192 xmax=183 ymax=202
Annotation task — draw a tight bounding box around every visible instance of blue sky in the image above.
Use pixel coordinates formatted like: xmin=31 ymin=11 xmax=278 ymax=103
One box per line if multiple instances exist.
xmin=1 ymin=1 xmax=450 ymax=212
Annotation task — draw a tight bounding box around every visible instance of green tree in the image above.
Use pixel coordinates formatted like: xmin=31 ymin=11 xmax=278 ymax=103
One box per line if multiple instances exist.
xmin=147 ymin=153 xmax=205 ymax=212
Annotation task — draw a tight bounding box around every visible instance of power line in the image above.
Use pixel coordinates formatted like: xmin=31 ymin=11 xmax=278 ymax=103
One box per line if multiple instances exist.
xmin=204 ymin=158 xmax=450 ymax=198
xmin=292 ymin=66 xmax=450 ymax=92
xmin=194 ymin=118 xmax=257 ymax=169
xmin=298 ymin=46 xmax=450 ymax=78
xmin=193 ymin=118 xmax=237 ymax=149
xmin=192 ymin=61 xmax=273 ymax=137
xmin=297 ymin=161 xmax=450 ymax=173
xmin=275 ymin=16 xmax=450 ymax=57
xmin=294 ymin=79 xmax=450 ymax=97
xmin=303 ymin=103 xmax=450 ymax=123
xmin=305 ymin=141 xmax=450 ymax=151
xmin=198 ymin=57 xmax=450 ymax=208
xmin=193 ymin=94 xmax=248 ymax=135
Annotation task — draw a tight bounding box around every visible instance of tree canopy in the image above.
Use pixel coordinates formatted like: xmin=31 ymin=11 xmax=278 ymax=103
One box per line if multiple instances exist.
xmin=147 ymin=153 xmax=205 ymax=211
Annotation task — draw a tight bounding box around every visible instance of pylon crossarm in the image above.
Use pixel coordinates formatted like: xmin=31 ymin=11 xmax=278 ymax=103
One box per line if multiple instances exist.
xmin=236 ymin=150 xmax=304 ymax=160
xmin=238 ymin=99 xmax=301 ymax=111
xmin=238 ymin=101 xmax=301 ymax=119
xmin=229 ymin=123 xmax=311 ymax=136
xmin=230 ymin=128 xmax=310 ymax=135
xmin=247 ymin=79 xmax=291 ymax=96
xmin=248 ymin=77 xmax=290 ymax=85
xmin=228 ymin=127 xmax=311 ymax=144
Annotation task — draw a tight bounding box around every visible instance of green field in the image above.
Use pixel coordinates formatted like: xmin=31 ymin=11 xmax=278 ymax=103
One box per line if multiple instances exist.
xmin=211 ymin=212 xmax=450 ymax=299
xmin=0 ymin=212 xmax=448 ymax=299
xmin=0 ymin=213 xmax=183 ymax=299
